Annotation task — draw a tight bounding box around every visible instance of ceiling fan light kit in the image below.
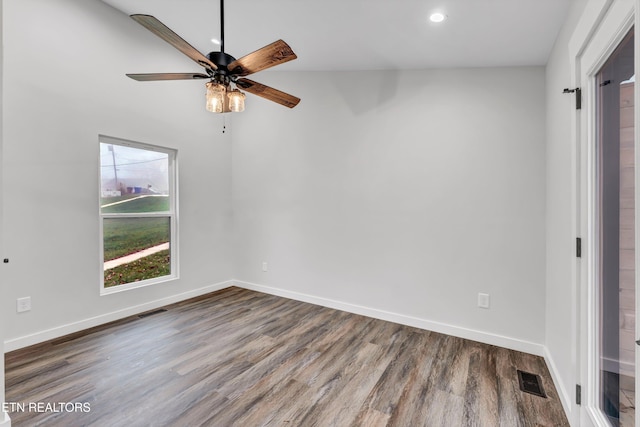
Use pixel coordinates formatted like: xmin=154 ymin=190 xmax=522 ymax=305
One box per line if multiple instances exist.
xmin=126 ymin=0 xmax=300 ymax=114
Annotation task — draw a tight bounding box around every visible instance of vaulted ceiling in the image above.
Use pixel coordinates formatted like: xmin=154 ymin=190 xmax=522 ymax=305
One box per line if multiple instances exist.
xmin=101 ymin=0 xmax=571 ymax=71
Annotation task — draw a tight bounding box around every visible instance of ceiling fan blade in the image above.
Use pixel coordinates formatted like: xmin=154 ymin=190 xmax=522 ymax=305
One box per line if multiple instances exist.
xmin=126 ymin=73 xmax=210 ymax=81
xmin=236 ymin=78 xmax=300 ymax=108
xmin=130 ymin=14 xmax=218 ymax=71
xmin=228 ymin=40 xmax=297 ymax=76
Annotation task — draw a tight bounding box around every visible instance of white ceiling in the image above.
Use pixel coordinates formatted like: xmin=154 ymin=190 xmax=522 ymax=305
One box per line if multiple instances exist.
xmin=100 ymin=0 xmax=571 ymax=71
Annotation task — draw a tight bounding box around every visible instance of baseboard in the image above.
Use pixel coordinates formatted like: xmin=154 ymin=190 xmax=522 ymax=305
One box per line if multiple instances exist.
xmin=0 ymin=412 xmax=11 ymax=427
xmin=4 ymin=277 xmax=549 ymax=356
xmin=543 ymin=346 xmax=573 ymax=424
xmin=4 ymin=280 xmax=233 ymax=353
xmin=233 ymin=280 xmax=545 ymax=357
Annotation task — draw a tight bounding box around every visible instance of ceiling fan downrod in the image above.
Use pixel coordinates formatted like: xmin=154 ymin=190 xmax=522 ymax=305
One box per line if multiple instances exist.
xmin=219 ymin=0 xmax=225 ymax=54
xmin=207 ymin=0 xmax=235 ymax=76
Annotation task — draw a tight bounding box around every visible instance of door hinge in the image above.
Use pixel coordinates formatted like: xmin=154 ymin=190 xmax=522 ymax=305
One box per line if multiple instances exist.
xmin=576 ymin=384 xmax=582 ymax=405
xmin=576 ymin=237 xmax=582 ymax=258
xmin=563 ymin=87 xmax=582 ymax=110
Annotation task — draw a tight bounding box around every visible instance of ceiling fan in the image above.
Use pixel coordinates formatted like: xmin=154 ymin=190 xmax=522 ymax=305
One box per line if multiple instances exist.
xmin=126 ymin=0 xmax=300 ymax=113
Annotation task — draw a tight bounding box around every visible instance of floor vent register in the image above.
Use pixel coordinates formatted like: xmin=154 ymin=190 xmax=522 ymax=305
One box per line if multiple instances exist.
xmin=517 ymin=370 xmax=547 ymax=398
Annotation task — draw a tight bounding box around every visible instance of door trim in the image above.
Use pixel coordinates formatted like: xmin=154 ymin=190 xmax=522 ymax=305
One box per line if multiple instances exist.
xmin=573 ymin=0 xmax=637 ymax=426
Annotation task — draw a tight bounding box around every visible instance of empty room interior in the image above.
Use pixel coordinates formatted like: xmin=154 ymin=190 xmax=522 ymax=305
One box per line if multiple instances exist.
xmin=2 ymin=0 xmax=640 ymax=425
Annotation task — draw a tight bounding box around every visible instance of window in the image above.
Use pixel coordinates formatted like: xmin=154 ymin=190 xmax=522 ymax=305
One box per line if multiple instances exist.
xmin=99 ymin=136 xmax=177 ymax=293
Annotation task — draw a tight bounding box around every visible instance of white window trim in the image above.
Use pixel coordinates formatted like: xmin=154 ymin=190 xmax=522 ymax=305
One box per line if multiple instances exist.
xmin=98 ymin=135 xmax=179 ymax=295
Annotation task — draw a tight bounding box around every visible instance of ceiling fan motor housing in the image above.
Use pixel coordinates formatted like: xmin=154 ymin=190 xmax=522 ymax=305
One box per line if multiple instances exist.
xmin=208 ymin=51 xmax=237 ymax=75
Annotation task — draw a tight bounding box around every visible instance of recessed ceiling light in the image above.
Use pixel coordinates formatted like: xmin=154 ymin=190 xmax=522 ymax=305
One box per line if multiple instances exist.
xmin=429 ymin=12 xmax=447 ymax=23
xmin=211 ymin=38 xmax=221 ymax=45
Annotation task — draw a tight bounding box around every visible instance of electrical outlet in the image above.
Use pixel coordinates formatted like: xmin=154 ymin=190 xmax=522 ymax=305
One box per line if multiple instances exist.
xmin=262 ymin=261 xmax=268 ymax=272
xmin=17 ymin=297 xmax=31 ymax=313
xmin=477 ymin=293 xmax=490 ymax=309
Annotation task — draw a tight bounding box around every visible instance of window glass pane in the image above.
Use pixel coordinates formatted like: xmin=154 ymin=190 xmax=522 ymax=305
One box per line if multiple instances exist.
xmin=103 ymin=217 xmax=171 ymax=288
xmin=596 ymin=28 xmax=635 ymax=427
xmin=100 ymin=143 xmax=170 ymax=214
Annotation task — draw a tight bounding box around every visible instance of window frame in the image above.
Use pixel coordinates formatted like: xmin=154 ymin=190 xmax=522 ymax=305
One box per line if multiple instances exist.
xmin=98 ymin=135 xmax=178 ymax=295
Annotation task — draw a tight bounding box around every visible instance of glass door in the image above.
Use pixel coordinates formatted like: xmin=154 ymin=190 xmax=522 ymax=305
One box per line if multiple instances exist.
xmin=596 ymin=27 xmax=635 ymax=427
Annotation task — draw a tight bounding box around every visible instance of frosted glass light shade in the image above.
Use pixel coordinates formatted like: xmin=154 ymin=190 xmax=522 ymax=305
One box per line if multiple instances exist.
xmin=228 ymin=89 xmax=246 ymax=112
xmin=205 ymin=82 xmax=226 ymax=113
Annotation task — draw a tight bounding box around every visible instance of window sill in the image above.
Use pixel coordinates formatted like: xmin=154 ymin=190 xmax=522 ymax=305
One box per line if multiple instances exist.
xmin=100 ymin=274 xmax=179 ymax=296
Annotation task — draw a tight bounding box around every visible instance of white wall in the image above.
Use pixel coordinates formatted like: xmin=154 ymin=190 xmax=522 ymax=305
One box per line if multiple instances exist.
xmin=2 ymin=0 xmax=232 ymax=349
xmin=0 ymin=0 xmax=547 ymax=355
xmin=232 ymin=67 xmax=547 ymax=351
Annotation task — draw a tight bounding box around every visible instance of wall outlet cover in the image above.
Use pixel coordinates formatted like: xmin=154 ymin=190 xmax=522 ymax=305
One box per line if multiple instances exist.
xmin=478 ymin=293 xmax=490 ymax=309
xmin=17 ymin=297 xmax=31 ymax=313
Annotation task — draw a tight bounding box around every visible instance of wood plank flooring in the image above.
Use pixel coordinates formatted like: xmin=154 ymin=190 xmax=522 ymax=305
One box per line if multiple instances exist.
xmin=5 ymin=287 xmax=569 ymax=426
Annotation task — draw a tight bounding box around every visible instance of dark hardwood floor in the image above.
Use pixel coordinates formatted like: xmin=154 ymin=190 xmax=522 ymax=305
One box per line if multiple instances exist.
xmin=5 ymin=287 xmax=569 ymax=426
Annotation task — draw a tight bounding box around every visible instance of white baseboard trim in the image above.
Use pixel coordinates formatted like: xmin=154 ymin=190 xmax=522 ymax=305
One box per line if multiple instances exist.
xmin=4 ymin=280 xmax=233 ymax=353
xmin=0 ymin=412 xmax=11 ymax=427
xmin=233 ymin=280 xmax=545 ymax=357
xmin=543 ymin=346 xmax=573 ymax=424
